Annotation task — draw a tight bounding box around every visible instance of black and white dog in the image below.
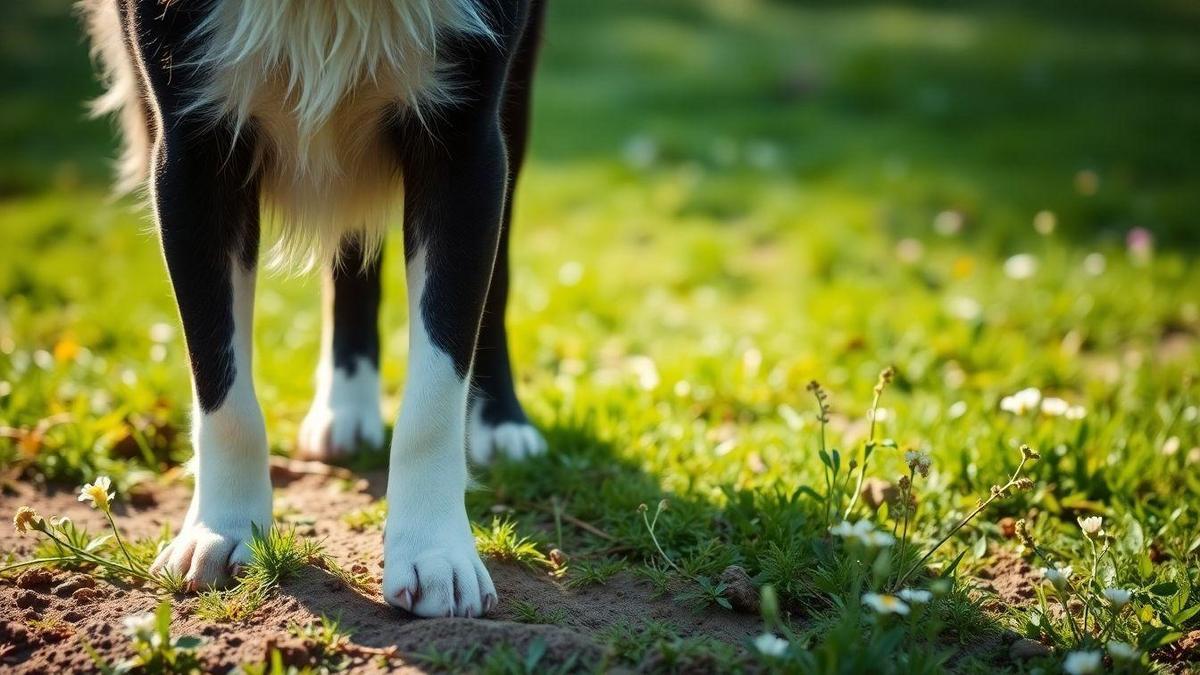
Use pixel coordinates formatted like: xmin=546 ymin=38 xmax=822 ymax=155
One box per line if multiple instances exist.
xmin=82 ymin=0 xmax=547 ymax=617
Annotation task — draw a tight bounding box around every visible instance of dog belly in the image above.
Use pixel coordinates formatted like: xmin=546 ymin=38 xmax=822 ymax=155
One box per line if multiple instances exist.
xmin=189 ymin=0 xmax=494 ymax=267
xmin=250 ymin=85 xmax=403 ymax=270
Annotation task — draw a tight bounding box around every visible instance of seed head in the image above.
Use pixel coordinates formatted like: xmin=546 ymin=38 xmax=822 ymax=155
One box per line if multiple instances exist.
xmin=13 ymin=506 xmax=43 ymax=534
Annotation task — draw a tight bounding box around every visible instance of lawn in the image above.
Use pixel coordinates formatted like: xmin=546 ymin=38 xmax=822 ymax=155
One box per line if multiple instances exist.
xmin=1 ymin=0 xmax=1199 ymax=672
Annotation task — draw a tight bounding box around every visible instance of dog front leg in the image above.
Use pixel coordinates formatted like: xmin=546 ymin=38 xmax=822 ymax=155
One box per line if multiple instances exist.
xmin=381 ymin=117 xmax=507 ymax=618
xmin=147 ymin=122 xmax=271 ymax=590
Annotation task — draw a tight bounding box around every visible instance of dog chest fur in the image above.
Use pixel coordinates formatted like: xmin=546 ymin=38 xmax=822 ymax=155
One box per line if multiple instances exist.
xmin=83 ymin=0 xmax=494 ymax=267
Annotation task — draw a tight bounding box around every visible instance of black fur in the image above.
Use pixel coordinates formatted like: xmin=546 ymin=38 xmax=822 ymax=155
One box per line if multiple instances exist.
xmin=129 ymin=0 xmax=261 ymax=414
xmin=330 ymin=237 xmax=383 ymax=376
xmin=122 ymin=0 xmax=541 ymax=423
xmin=472 ymin=0 xmax=546 ymax=427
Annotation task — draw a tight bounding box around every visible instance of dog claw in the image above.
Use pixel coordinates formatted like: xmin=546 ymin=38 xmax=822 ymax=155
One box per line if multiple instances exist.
xmin=394 ymin=589 xmax=413 ymax=611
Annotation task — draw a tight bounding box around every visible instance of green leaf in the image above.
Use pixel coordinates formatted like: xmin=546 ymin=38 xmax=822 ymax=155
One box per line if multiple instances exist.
xmin=716 ymin=596 xmax=733 ymax=610
xmin=943 ymin=549 xmax=969 ymax=579
xmin=86 ymin=534 xmax=113 ymax=552
xmin=1170 ymin=605 xmax=1200 ymax=626
xmin=524 ymin=637 xmax=546 ymax=671
xmin=155 ymin=600 xmax=172 ymax=639
xmin=173 ymin=636 xmax=202 ymax=650
xmin=1149 ymin=582 xmax=1179 ymax=597
xmin=972 ymin=534 xmax=987 ymax=559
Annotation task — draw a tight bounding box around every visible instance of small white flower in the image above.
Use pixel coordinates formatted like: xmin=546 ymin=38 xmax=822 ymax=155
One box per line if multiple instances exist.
xmin=1065 ymin=405 xmax=1086 ymax=420
xmin=1162 ymin=436 xmax=1181 ymax=456
xmin=1078 ymin=516 xmax=1104 ymax=539
xmin=861 ymin=531 xmax=896 ymax=548
xmin=1107 ymin=640 xmax=1137 ymax=661
xmin=753 ymin=633 xmax=789 ymax=657
xmin=78 ymin=476 xmax=114 ymax=512
xmin=1103 ymin=587 xmax=1132 ymax=608
xmin=122 ymin=612 xmax=157 ymax=640
xmin=863 ymin=593 xmax=910 ymax=615
xmin=1040 ymin=397 xmax=1070 ymax=417
xmin=898 ymin=588 xmax=932 ymax=604
xmin=830 ymin=520 xmax=893 ymax=547
xmin=148 ymin=322 xmax=175 ymax=343
xmin=1042 ymin=566 xmax=1072 ymax=591
xmin=1063 ymin=650 xmax=1103 ymax=675
xmin=947 ymin=401 xmax=968 ymax=419
xmin=1000 ymin=388 xmax=1042 ymax=415
xmin=1004 ymin=253 xmax=1038 ymax=280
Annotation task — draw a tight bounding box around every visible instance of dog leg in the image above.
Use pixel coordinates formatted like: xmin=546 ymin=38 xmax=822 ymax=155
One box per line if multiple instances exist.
xmin=468 ymin=0 xmax=548 ymax=464
xmin=381 ymin=110 xmax=509 ymax=618
xmin=146 ymin=125 xmax=271 ymax=590
xmin=298 ymin=236 xmax=386 ymax=459
xmin=127 ymin=1 xmax=271 ymax=588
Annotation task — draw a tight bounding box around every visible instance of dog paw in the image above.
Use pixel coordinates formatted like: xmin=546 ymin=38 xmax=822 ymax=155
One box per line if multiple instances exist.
xmin=298 ymin=360 xmax=384 ymax=459
xmin=297 ymin=402 xmax=385 ymax=460
xmin=383 ymin=516 xmax=496 ymax=617
xmin=151 ymin=494 xmax=271 ymax=591
xmin=467 ymin=406 xmax=546 ymax=464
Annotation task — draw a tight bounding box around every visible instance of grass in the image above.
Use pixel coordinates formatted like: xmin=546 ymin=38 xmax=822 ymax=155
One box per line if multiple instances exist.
xmin=2 ymin=0 xmax=1200 ymax=671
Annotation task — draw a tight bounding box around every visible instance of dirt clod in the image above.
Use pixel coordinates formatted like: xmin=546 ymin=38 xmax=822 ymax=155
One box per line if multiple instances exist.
xmin=71 ymin=587 xmax=103 ymax=603
xmin=1009 ymin=638 xmax=1051 ymax=660
xmin=15 ymin=590 xmax=48 ymax=610
xmin=718 ymin=565 xmax=758 ymax=614
xmin=974 ymin=550 xmax=1036 ymax=606
xmin=52 ymin=575 xmax=95 ymax=597
xmin=15 ymin=568 xmax=57 ymax=589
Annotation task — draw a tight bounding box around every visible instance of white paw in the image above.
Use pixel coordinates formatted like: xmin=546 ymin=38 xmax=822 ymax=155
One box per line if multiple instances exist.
xmin=150 ymin=492 xmax=272 ymax=591
xmin=298 ymin=359 xmax=384 ymax=459
xmin=467 ymin=408 xmax=547 ymax=464
xmin=382 ymin=513 xmax=496 ymax=618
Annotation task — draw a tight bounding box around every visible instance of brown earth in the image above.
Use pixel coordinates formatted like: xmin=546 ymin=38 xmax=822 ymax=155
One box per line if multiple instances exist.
xmin=0 ymin=464 xmax=762 ymax=673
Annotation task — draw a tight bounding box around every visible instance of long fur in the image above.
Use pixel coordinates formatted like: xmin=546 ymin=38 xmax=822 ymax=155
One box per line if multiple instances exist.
xmin=80 ymin=0 xmax=496 ymax=270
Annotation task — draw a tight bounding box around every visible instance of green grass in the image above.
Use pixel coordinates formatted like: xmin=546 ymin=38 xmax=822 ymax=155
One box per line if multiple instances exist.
xmin=2 ymin=0 xmax=1200 ymax=671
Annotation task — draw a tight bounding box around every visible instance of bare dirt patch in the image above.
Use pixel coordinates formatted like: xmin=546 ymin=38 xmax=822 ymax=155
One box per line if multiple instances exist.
xmin=1 ymin=467 xmax=762 ymax=672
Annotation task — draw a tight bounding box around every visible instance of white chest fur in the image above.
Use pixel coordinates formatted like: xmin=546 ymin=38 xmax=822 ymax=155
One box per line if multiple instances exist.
xmin=189 ymin=0 xmax=494 ymax=268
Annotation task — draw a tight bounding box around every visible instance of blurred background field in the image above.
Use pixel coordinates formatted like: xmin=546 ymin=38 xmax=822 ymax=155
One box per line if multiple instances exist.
xmin=1 ymin=0 xmax=1199 ymax=669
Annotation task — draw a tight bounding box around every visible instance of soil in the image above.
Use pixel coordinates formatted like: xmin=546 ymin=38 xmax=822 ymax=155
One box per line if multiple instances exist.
xmin=970 ymin=549 xmax=1038 ymax=610
xmin=0 ymin=464 xmax=762 ymax=673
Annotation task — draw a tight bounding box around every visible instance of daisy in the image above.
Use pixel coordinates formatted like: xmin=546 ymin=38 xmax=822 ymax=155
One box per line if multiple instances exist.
xmin=1040 ymin=397 xmax=1070 ymax=416
xmin=1078 ymin=516 xmax=1104 ymax=539
xmin=829 ymin=519 xmax=874 ymax=539
xmin=862 ymin=531 xmax=896 ymax=548
xmin=1000 ymin=388 xmax=1042 ymax=415
xmin=1107 ymin=641 xmax=1137 ymax=661
xmin=898 ymin=588 xmax=933 ymax=604
xmin=1103 ymin=587 xmax=1132 ymax=609
xmin=1063 ymin=650 xmax=1102 ymax=675
xmin=862 ymin=593 xmax=910 ymax=615
xmin=753 ymin=633 xmax=788 ymax=657
xmin=1042 ymin=566 xmax=1072 ymax=591
xmin=78 ymin=476 xmax=114 ymax=512
xmin=122 ymin=612 xmax=157 ymax=640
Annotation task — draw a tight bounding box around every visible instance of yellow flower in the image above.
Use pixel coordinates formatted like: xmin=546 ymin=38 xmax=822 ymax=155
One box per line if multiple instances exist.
xmin=13 ymin=506 xmax=43 ymax=534
xmin=78 ymin=476 xmax=114 ymax=512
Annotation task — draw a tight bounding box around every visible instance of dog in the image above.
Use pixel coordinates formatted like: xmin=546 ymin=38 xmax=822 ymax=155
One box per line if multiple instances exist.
xmin=81 ymin=0 xmax=547 ymax=618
